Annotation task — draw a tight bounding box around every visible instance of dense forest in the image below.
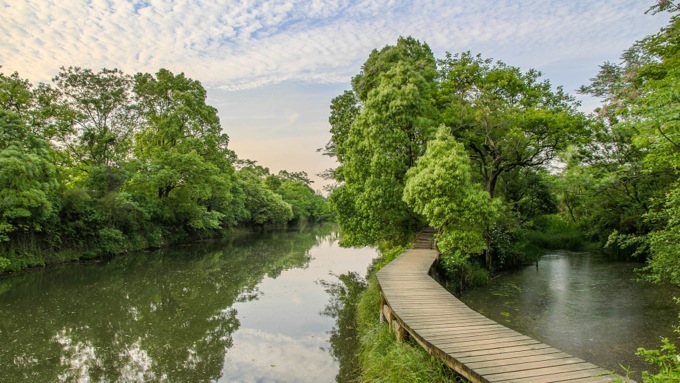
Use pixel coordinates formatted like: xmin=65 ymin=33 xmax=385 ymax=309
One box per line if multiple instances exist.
xmin=0 ymin=67 xmax=330 ymax=272
xmin=325 ymin=7 xmax=679 ymax=381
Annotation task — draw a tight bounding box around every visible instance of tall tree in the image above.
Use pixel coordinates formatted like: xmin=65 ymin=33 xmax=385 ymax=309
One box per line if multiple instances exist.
xmin=403 ymin=126 xmax=498 ymax=264
xmin=44 ymin=67 xmax=136 ymax=172
xmin=130 ymin=69 xmax=238 ymax=233
xmin=0 ymin=109 xmax=59 ymax=244
xmin=438 ymin=52 xmax=586 ymax=198
xmin=572 ymin=14 xmax=679 ymax=260
xmin=236 ymin=165 xmax=293 ymax=226
xmin=329 ymin=37 xmax=438 ymax=245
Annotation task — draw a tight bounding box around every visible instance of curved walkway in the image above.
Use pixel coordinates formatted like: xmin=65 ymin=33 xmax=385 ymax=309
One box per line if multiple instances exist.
xmin=376 ymin=230 xmax=633 ymax=383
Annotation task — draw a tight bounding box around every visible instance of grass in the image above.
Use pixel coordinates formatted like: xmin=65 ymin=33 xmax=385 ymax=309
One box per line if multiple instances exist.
xmin=354 ymin=244 xmax=465 ymax=383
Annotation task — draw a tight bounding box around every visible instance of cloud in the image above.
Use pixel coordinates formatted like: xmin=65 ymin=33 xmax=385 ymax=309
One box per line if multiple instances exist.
xmin=1 ymin=0 xmax=670 ymax=90
xmin=0 ymin=0 xmax=671 ymax=190
xmin=221 ymin=328 xmax=336 ymax=383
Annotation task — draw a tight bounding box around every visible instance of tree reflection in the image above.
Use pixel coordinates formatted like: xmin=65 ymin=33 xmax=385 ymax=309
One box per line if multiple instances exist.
xmin=319 ymin=272 xmax=368 ymax=383
xmin=1 ymin=227 xmax=329 ymax=382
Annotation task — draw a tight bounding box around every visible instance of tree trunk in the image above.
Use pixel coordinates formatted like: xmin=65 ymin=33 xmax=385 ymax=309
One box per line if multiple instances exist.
xmin=484 ymin=227 xmax=492 ymax=270
xmin=483 ymin=168 xmax=502 ymax=270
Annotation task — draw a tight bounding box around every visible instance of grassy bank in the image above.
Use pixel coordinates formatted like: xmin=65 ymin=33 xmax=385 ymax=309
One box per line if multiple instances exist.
xmin=355 ymin=245 xmax=462 ymax=382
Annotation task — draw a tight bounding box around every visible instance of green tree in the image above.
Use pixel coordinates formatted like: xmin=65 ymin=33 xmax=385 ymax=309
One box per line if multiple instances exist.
xmin=438 ymin=52 xmax=586 ymax=199
xmin=573 ymin=14 xmax=679 ymax=261
xmin=0 ymin=109 xmax=59 ymax=245
xmin=403 ymin=126 xmax=498 ymax=266
xmin=130 ymin=69 xmax=238 ymax=234
xmin=634 ymin=14 xmax=680 ymax=284
xmin=437 ymin=52 xmax=585 ymax=268
xmin=44 ymin=67 xmax=136 ymax=173
xmin=330 ymin=37 xmax=438 ymax=245
xmin=0 ymin=70 xmax=34 ymax=118
xmin=236 ymin=166 xmax=293 ymax=226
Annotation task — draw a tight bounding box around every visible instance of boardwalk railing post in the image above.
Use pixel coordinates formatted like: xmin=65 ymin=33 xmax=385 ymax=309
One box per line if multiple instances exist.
xmin=379 ymin=293 xmax=386 ymax=323
xmin=392 ymin=319 xmax=407 ymax=342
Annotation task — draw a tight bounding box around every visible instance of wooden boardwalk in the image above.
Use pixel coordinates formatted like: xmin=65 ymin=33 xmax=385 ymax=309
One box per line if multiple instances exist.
xmin=376 ymin=230 xmax=631 ymax=383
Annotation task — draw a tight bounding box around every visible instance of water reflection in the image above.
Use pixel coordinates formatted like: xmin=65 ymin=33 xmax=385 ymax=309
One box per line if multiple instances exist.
xmin=460 ymin=250 xmax=680 ymax=380
xmin=218 ymin=235 xmax=376 ymax=383
xmin=319 ymin=272 xmax=368 ymax=383
xmin=1 ymin=226 xmax=377 ymax=383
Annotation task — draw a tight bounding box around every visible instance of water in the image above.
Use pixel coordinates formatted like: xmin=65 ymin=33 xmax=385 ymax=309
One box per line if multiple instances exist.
xmin=459 ymin=250 xmax=680 ymax=380
xmin=0 ymin=226 xmax=378 ymax=383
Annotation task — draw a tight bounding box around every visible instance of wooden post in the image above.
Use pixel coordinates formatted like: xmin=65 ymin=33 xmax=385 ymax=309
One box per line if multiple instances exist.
xmin=392 ymin=319 xmax=407 ymax=341
xmin=379 ymin=293 xmax=386 ymax=323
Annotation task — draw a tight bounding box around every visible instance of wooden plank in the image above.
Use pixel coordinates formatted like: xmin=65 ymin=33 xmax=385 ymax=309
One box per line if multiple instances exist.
xmin=439 ymin=337 xmax=542 ymax=353
xmin=459 ymin=349 xmax=571 ymax=366
xmin=423 ymin=327 xmax=518 ymax=342
xmin=426 ymin=329 xmax=530 ymax=344
xmin=485 ymin=364 xmax=604 ymax=382
xmin=444 ymin=341 xmax=554 ymax=359
xmin=406 ymin=318 xmax=495 ymax=331
xmin=473 ymin=356 xmax=586 ymax=375
xmin=565 ymin=375 xmax=624 ymax=383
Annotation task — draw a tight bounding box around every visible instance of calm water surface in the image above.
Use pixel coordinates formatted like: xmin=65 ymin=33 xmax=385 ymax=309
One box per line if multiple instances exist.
xmin=459 ymin=250 xmax=680 ymax=381
xmin=0 ymin=226 xmax=377 ymax=383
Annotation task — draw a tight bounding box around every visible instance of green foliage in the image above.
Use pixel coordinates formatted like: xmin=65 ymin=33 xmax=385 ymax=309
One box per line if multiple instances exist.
xmin=44 ymin=67 xmax=136 ymax=171
xmin=0 ymin=109 xmax=59 ymax=243
xmin=130 ymin=68 xmax=239 ymax=235
xmin=498 ymin=168 xmax=558 ymax=222
xmin=525 ymin=214 xmax=585 ymax=251
xmin=329 ymin=38 xmax=585 ymax=271
xmin=572 ymin=14 xmax=680 ymax=274
xmin=637 ymin=299 xmax=680 ymax=382
xmin=237 ymin=166 xmax=293 ymax=226
xmin=330 ymin=37 xmax=437 ymax=246
xmin=0 ymin=66 xmax=329 ymax=273
xmin=437 ymin=258 xmax=490 ymax=294
xmin=403 ymin=126 xmax=498 ymax=266
xmin=638 ymin=338 xmax=680 ymax=382
xmin=323 ymin=90 xmax=360 ymax=163
xmin=438 ymin=51 xmax=586 ymax=199
xmin=0 ymin=71 xmax=34 ymax=116
xmin=266 ymin=171 xmax=330 ymax=224
xmin=643 ymin=184 xmax=680 ymax=285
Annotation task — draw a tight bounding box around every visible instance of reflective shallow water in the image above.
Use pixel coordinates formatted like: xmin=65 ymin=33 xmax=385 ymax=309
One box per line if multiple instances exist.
xmin=459 ymin=250 xmax=680 ymax=381
xmin=0 ymin=226 xmax=377 ymax=383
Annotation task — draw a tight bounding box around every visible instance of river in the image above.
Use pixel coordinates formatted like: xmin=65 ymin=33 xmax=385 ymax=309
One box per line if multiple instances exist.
xmin=459 ymin=250 xmax=680 ymax=381
xmin=0 ymin=225 xmax=377 ymax=383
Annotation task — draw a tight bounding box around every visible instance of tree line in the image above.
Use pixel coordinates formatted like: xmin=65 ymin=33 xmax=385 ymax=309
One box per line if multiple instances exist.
xmin=324 ymin=12 xmax=679 ymax=288
xmin=0 ymin=67 xmax=330 ymax=272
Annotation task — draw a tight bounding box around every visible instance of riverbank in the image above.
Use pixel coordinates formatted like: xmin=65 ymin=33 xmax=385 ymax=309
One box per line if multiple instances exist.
xmin=0 ymin=223 xmax=322 ymax=276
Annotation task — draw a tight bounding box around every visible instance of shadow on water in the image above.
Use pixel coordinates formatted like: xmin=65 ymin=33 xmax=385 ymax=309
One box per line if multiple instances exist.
xmin=319 ymin=272 xmax=368 ymax=383
xmin=0 ymin=226 xmax=340 ymax=383
xmin=459 ymin=250 xmax=680 ymax=381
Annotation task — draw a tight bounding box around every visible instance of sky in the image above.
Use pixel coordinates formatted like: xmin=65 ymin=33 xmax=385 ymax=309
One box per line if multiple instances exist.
xmin=0 ymin=0 xmax=672 ymax=192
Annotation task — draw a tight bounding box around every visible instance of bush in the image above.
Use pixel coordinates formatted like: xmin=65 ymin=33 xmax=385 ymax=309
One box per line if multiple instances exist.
xmin=437 ymin=256 xmax=490 ymax=294
xmin=637 ymin=299 xmax=680 ymax=382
